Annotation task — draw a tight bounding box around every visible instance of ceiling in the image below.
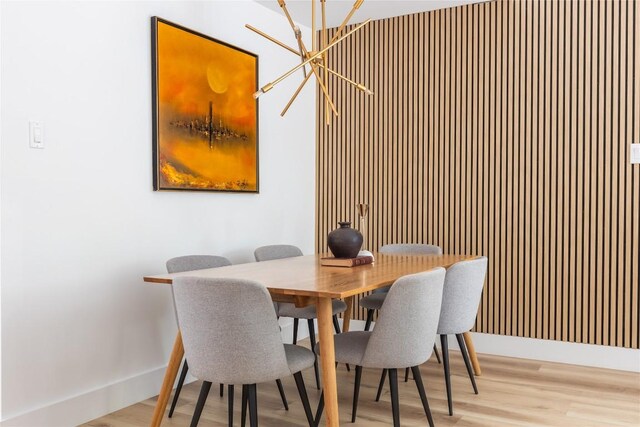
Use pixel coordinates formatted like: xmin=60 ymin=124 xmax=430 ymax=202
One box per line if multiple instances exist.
xmin=255 ymin=0 xmax=485 ymax=29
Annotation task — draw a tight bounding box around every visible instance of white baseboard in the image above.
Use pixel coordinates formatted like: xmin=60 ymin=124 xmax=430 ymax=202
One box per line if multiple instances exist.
xmin=0 ymin=365 xmax=170 ymax=427
xmin=347 ymin=320 xmax=639 ymax=372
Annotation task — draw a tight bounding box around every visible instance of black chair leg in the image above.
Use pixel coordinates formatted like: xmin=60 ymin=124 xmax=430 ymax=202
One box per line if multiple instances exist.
xmin=293 ymin=318 xmax=299 ymax=344
xmin=364 ymin=309 xmax=374 ymax=331
xmin=404 ymin=367 xmax=410 ymax=382
xmin=441 ymin=334 xmax=453 ymax=415
xmin=456 ymin=333 xmax=479 ymax=394
xmin=228 ymin=384 xmax=234 ymax=427
xmin=314 ymin=391 xmax=324 ymax=427
xmin=411 ymin=366 xmax=435 ymax=427
xmin=190 ymin=381 xmax=212 ymax=427
xmin=248 ymin=383 xmax=258 ymax=427
xmin=352 ymin=365 xmax=363 ymax=422
xmin=220 ymin=383 xmax=224 ymax=397
xmin=332 ymin=315 xmax=341 ymax=334
xmin=308 ymin=319 xmax=321 ymax=389
xmin=433 ymin=344 xmax=442 ymax=364
xmin=275 ymin=379 xmax=289 ymax=410
xmin=375 ymin=369 xmax=387 ymax=402
xmin=293 ymin=372 xmax=315 ymax=427
xmin=389 ymin=368 xmax=400 ymax=427
xmin=241 ymin=385 xmax=248 ymax=427
xmin=169 ymin=359 xmax=188 ymax=418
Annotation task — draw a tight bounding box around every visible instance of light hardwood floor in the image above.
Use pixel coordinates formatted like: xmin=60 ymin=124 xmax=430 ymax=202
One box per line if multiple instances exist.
xmin=84 ymin=349 xmax=640 ymax=427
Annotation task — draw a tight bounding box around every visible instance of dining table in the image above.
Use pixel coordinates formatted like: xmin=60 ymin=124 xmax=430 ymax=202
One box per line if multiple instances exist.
xmin=144 ymin=252 xmax=481 ymax=427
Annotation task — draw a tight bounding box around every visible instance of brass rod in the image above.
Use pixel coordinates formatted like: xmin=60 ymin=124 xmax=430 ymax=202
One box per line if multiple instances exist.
xmin=316 ymin=62 xmax=374 ymax=95
xmin=330 ymin=0 xmax=365 ymax=44
xmin=277 ymin=0 xmax=297 ymax=31
xmin=294 ymin=27 xmax=308 ymax=78
xmin=296 ymin=38 xmax=338 ymax=117
xmin=254 ymin=18 xmax=371 ymax=98
xmin=312 ymin=0 xmax=316 ymax=51
xmin=321 ymin=0 xmax=328 ymax=124
xmin=245 ymin=24 xmax=299 ymax=55
xmin=280 ymin=72 xmax=313 ymax=116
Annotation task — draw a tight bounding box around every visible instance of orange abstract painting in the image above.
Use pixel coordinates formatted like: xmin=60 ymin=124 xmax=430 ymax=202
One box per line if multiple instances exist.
xmin=152 ymin=18 xmax=258 ymax=192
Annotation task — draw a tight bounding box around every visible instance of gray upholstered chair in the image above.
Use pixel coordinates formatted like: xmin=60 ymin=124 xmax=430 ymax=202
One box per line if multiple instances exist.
xmin=254 ymin=244 xmax=347 ymax=389
xmin=360 ymin=243 xmax=443 ymax=330
xmin=165 ymin=255 xmax=288 ymax=420
xmin=315 ymin=268 xmax=447 ymax=427
xmin=437 ymin=256 xmax=488 ymax=416
xmin=173 ymin=277 xmax=317 ymax=427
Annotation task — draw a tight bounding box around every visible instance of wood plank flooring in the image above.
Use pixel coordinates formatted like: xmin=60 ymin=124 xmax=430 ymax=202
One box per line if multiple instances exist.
xmin=84 ymin=349 xmax=640 ymax=427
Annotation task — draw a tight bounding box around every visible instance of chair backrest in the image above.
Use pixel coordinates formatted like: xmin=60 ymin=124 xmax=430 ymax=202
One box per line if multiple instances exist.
xmin=254 ymin=244 xmax=303 ymax=262
xmin=172 ymin=277 xmax=291 ymax=384
xmin=437 ymin=257 xmax=488 ymax=335
xmin=372 ymin=244 xmax=442 ymax=294
xmin=166 ymin=255 xmax=232 ymax=273
xmin=379 ymin=243 xmax=443 ymax=255
xmin=361 ymin=268 xmax=446 ymax=369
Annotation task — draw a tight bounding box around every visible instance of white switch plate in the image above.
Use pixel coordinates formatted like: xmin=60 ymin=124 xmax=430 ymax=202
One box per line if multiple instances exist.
xmin=631 ymin=144 xmax=640 ymax=164
xmin=29 ymin=120 xmax=44 ymax=149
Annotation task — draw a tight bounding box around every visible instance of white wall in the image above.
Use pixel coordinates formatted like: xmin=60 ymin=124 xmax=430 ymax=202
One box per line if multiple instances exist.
xmin=0 ymin=1 xmax=315 ymax=424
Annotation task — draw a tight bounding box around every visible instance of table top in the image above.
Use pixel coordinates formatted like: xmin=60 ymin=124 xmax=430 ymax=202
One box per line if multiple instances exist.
xmin=144 ymin=252 xmax=476 ymax=300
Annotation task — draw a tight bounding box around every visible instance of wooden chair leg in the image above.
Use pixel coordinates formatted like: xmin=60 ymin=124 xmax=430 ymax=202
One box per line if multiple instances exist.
xmin=456 ymin=333 xmax=479 ymax=394
xmin=293 ymin=372 xmax=315 ymax=427
xmin=228 ymin=384 xmax=234 ymax=427
xmin=375 ymin=369 xmax=387 ymax=402
xmin=275 ymin=379 xmax=289 ymax=410
xmin=364 ymin=309 xmax=374 ymax=331
xmin=248 ymin=384 xmax=258 ymax=427
xmin=411 ymin=366 xmax=434 ymax=427
xmin=352 ymin=366 xmax=363 ymax=422
xmin=293 ymin=318 xmax=299 ymax=344
xmin=389 ymin=368 xmax=400 ymax=427
xmin=307 ymin=319 xmax=320 ymax=389
xmin=168 ymin=359 xmax=189 ymax=418
xmin=190 ymin=381 xmax=211 ymax=427
xmin=441 ymin=334 xmax=453 ymax=415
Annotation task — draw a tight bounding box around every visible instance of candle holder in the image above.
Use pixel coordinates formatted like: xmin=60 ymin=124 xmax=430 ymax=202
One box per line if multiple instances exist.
xmin=357 ymin=203 xmax=369 ymax=250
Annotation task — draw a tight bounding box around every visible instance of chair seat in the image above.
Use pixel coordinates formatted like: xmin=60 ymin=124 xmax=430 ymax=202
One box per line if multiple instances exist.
xmin=359 ymin=292 xmax=387 ymax=310
xmin=278 ymin=299 xmax=347 ymax=319
xmin=315 ymin=331 xmax=371 ymax=366
xmin=284 ymin=344 xmax=316 ymax=374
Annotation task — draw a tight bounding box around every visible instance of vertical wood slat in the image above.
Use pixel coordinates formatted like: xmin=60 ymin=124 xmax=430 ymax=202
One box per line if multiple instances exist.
xmin=316 ymin=0 xmax=640 ymax=349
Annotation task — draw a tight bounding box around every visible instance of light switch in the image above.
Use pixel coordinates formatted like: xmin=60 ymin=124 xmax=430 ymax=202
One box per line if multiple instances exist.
xmin=29 ymin=121 xmax=44 ymax=149
xmin=631 ymin=144 xmax=640 ymax=164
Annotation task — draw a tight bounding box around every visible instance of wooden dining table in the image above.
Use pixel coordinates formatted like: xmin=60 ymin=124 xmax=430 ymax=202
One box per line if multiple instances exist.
xmin=144 ymin=252 xmax=480 ymax=427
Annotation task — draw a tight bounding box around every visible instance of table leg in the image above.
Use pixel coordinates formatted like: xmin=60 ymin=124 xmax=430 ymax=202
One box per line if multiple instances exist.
xmin=342 ymin=296 xmax=354 ymax=332
xmin=463 ymin=332 xmax=481 ymax=376
xmin=317 ymin=297 xmax=340 ymax=426
xmin=151 ymin=331 xmax=185 ymax=427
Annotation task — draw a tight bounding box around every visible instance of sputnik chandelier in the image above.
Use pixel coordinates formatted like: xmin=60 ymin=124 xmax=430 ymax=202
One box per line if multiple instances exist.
xmin=246 ymin=0 xmax=374 ymax=124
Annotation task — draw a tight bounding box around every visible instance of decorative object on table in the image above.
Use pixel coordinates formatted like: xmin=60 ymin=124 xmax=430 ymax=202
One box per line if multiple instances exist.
xmin=320 ymin=255 xmax=373 ymax=268
xmin=151 ymin=17 xmax=259 ymax=192
xmin=245 ymin=0 xmax=373 ymax=124
xmin=357 ymin=249 xmax=375 ymax=261
xmin=327 ymin=222 xmax=363 ymax=258
xmin=357 ymin=202 xmax=369 ymax=249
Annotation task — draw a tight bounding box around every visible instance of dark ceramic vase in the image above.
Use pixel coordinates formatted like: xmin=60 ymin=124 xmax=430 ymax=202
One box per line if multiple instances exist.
xmin=327 ymin=222 xmax=363 ymax=258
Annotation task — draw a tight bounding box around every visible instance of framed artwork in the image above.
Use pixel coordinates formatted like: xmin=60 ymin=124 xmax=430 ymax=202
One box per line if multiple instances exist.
xmin=151 ymin=17 xmax=259 ymax=192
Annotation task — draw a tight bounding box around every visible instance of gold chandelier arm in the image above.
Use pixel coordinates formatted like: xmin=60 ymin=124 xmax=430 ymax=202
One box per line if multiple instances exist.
xmin=245 ymin=24 xmax=299 ymax=56
xmin=321 ymin=0 xmax=329 ymax=124
xmin=277 ymin=0 xmax=298 ymax=32
xmin=312 ymin=0 xmax=316 ymax=51
xmin=254 ymin=18 xmax=371 ymax=98
xmin=315 ymin=63 xmax=374 ymax=95
xmin=330 ymin=0 xmax=365 ymax=44
xmin=294 ymin=35 xmax=338 ymax=118
xmin=280 ymin=72 xmax=313 ymax=116
xmin=294 ymin=27 xmax=308 ymax=78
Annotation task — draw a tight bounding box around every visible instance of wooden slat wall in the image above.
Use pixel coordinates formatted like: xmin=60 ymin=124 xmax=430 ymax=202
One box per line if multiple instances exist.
xmin=316 ymin=0 xmax=640 ymax=348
